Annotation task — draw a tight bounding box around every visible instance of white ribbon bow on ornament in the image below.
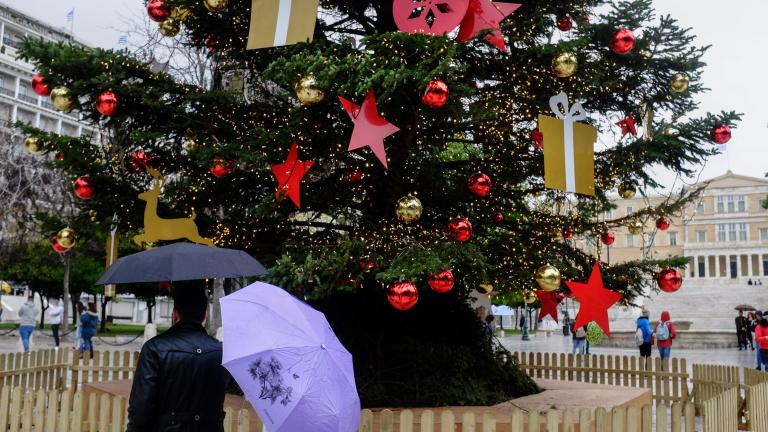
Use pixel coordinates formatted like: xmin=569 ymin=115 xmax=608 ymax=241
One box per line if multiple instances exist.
xmin=549 ymin=92 xmax=587 ymax=193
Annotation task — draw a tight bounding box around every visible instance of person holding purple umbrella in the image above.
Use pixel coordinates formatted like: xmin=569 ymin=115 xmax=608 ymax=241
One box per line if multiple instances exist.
xmin=127 ymin=285 xmax=229 ymax=431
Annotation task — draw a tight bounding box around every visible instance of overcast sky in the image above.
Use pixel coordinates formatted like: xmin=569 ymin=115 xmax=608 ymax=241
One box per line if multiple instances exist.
xmin=6 ymin=0 xmax=766 ymax=184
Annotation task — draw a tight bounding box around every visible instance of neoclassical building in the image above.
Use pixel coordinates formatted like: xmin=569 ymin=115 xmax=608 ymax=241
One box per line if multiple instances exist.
xmin=604 ymin=171 xmax=768 ymax=281
xmin=0 ymin=3 xmax=92 ymax=136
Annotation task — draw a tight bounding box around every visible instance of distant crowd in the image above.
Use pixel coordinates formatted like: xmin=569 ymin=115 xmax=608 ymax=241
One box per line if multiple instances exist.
xmin=735 ymin=310 xmax=768 ymax=370
xmin=14 ymin=295 xmax=100 ymax=355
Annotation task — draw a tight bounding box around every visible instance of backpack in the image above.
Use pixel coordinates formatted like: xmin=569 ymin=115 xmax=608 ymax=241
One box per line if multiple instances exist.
xmin=656 ymin=322 xmax=670 ymax=341
xmin=575 ymin=327 xmax=587 ymax=338
xmin=635 ymin=327 xmax=645 ymax=346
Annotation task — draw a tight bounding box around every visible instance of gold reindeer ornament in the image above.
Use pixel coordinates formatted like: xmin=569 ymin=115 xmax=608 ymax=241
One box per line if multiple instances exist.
xmin=133 ymin=168 xmax=214 ymax=247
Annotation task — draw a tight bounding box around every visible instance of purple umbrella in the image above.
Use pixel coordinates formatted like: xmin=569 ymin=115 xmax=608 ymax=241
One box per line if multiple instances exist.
xmin=220 ymin=282 xmax=360 ymax=432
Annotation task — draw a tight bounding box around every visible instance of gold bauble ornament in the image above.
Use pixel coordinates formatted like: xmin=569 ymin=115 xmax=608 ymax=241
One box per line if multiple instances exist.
xmin=171 ymin=7 xmax=190 ymax=21
xmin=627 ymin=219 xmax=644 ymax=235
xmin=203 ymin=0 xmax=228 ymax=12
xmin=395 ymin=195 xmax=423 ymax=224
xmin=24 ymin=137 xmax=45 ymax=155
xmin=523 ymin=291 xmax=537 ymax=304
xmin=50 ymin=87 xmax=74 ymax=112
xmin=477 ymin=284 xmax=494 ymax=295
xmin=159 ymin=18 xmax=180 ymax=37
xmin=662 ymin=127 xmax=680 ymax=137
xmin=183 ymin=137 xmax=199 ymax=152
xmin=617 ymin=182 xmax=636 ymax=199
xmin=534 ymin=264 xmax=561 ymax=292
xmin=669 ymin=73 xmax=690 ymax=93
xmin=295 ymin=75 xmax=325 ymax=105
xmin=552 ymin=52 xmax=578 ymax=78
xmin=56 ymin=227 xmax=77 ymax=249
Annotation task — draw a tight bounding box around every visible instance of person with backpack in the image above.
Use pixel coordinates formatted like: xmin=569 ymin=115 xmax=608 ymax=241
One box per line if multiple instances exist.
xmin=654 ymin=311 xmax=677 ymax=366
xmin=571 ymin=323 xmax=587 ymax=355
xmin=636 ymin=310 xmax=653 ymax=362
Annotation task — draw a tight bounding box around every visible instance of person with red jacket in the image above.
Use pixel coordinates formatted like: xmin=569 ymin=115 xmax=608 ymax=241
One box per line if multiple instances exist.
xmin=654 ymin=311 xmax=677 ymax=362
xmin=754 ymin=317 xmax=768 ymax=370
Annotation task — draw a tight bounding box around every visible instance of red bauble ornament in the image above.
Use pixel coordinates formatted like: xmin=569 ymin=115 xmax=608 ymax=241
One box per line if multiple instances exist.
xmin=530 ymin=129 xmax=544 ymax=150
xmin=711 ymin=124 xmax=732 ymax=145
xmin=347 ymin=170 xmax=364 ymax=182
xmin=360 ymin=260 xmax=375 ymax=270
xmin=448 ymin=217 xmax=472 ymax=242
xmin=51 ymin=237 xmax=69 ymax=253
xmin=467 ymin=172 xmax=491 ymax=197
xmin=655 ymin=216 xmax=671 ymax=231
xmin=205 ymin=36 xmax=219 ymax=51
xmin=609 ymin=28 xmax=635 ymax=55
xmin=31 ymin=74 xmax=51 ymax=96
xmin=55 ymin=152 xmax=65 ymax=161
xmin=421 ymin=80 xmax=449 ymax=109
xmin=131 ymin=152 xmax=152 ymax=172
xmin=73 ymin=176 xmax=95 ymax=200
xmin=210 ymin=160 xmax=235 ymax=177
xmin=96 ymin=91 xmax=119 ymax=116
xmin=657 ymin=268 xmax=682 ymax=293
xmin=600 ymin=231 xmax=615 ymax=245
xmin=556 ymin=16 xmax=573 ymax=31
xmin=387 ymin=281 xmax=419 ymax=311
xmin=493 ymin=212 xmax=504 ymax=223
xmin=562 ymin=227 xmax=574 ymax=240
xmin=428 ymin=270 xmax=454 ymax=293
xmin=147 ymin=0 xmax=171 ymax=22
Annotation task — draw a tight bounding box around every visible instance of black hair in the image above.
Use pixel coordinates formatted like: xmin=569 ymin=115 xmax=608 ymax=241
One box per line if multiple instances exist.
xmin=172 ymin=286 xmax=208 ymax=323
xmin=485 ymin=314 xmax=495 ymax=323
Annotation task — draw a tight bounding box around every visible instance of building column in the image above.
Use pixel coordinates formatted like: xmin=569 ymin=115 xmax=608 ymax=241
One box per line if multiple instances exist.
xmin=748 ymin=254 xmax=754 ymax=277
xmin=704 ymin=255 xmax=710 ymax=278
xmin=0 ymin=23 xmax=5 ymax=47
xmin=13 ymin=76 xmax=20 ymax=98
xmin=736 ymin=255 xmax=742 ymax=278
xmin=693 ymin=255 xmax=699 ymax=278
xmin=715 ymin=255 xmax=721 ymax=279
xmin=34 ymin=112 xmax=40 ymax=128
xmin=56 ymin=118 xmax=62 ymax=134
xmin=10 ymin=105 xmax=17 ymax=123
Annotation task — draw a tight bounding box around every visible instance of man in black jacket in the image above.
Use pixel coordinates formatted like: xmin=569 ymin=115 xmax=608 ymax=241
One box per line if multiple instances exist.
xmin=127 ymin=286 xmax=228 ymax=431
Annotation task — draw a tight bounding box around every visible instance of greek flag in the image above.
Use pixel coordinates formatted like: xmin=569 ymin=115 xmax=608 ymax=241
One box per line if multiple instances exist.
xmin=118 ymin=34 xmax=128 ymax=46
xmin=66 ymin=8 xmax=75 ymax=22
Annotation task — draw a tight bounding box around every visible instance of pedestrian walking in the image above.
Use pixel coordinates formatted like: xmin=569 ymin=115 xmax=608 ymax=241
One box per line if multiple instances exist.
xmin=755 ymin=316 xmax=768 ymax=370
xmin=636 ymin=310 xmax=653 ymax=368
xmin=18 ymin=295 xmax=38 ymax=352
xmin=654 ymin=311 xmax=677 ymax=369
xmin=736 ymin=310 xmax=749 ymax=350
xmin=572 ymin=323 xmax=587 ymax=355
xmin=48 ymin=298 xmax=64 ymax=348
xmin=79 ymin=303 xmax=99 ymax=356
xmin=755 ymin=311 xmax=764 ymax=368
xmin=73 ymin=301 xmax=84 ymax=352
xmin=127 ymin=286 xmax=228 ymax=431
xmin=484 ymin=314 xmax=496 ymax=336
xmin=747 ymin=312 xmax=757 ymax=350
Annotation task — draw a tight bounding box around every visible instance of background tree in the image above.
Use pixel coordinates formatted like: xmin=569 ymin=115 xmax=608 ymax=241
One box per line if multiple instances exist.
xmin=17 ymin=0 xmax=739 ymax=406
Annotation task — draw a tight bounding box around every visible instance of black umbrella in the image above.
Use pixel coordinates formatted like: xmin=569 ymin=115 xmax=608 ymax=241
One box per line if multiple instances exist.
xmin=95 ymin=242 xmax=267 ymax=285
xmin=735 ymin=304 xmax=757 ymax=312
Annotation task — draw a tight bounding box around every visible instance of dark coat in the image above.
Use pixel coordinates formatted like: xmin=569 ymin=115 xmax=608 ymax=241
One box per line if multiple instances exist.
xmin=79 ymin=311 xmax=99 ymax=338
xmin=127 ymin=321 xmax=228 ymax=432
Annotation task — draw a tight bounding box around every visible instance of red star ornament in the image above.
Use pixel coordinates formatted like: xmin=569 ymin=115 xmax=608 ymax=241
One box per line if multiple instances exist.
xmin=457 ymin=0 xmax=522 ymax=51
xmin=566 ymin=262 xmax=623 ymax=336
xmin=616 ymin=116 xmax=637 ymax=138
xmin=535 ymin=290 xmax=564 ymax=323
xmin=339 ymin=88 xmax=400 ymax=169
xmin=271 ymin=143 xmax=314 ymax=208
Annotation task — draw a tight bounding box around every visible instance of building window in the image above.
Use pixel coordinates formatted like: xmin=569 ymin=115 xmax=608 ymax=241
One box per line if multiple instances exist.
xmin=626 ymin=234 xmax=634 ymax=247
xmin=764 ymin=259 xmax=768 ymax=276
xmin=738 ymin=195 xmax=746 ymax=212
xmin=727 ymin=196 xmax=736 ymax=213
xmin=760 ymin=199 xmax=768 ymax=210
xmin=728 ymin=224 xmax=737 ymax=241
xmin=717 ymin=196 xmax=725 ymax=213
xmin=669 ymin=231 xmax=678 ymax=246
xmin=717 ymin=224 xmax=727 ymax=242
xmin=626 ymin=206 xmax=633 ymax=216
xmin=605 ymin=209 xmax=613 ymax=219
xmin=697 ymin=202 xmax=705 ymax=214
xmin=585 ymin=238 xmax=595 ymax=249
xmin=697 ymin=230 xmax=707 ymax=242
xmin=739 ymin=223 xmax=748 ymax=241
xmin=760 ymin=228 xmax=768 ymax=241
xmin=698 ymin=261 xmax=706 ymax=277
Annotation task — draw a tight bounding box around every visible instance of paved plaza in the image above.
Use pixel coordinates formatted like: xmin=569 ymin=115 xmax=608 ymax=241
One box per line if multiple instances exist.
xmin=0 ymin=328 xmax=145 ymax=354
xmin=500 ymin=332 xmax=759 ymax=370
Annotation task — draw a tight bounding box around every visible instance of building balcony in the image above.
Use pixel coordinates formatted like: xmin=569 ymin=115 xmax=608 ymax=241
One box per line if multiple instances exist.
xmin=17 ymin=94 xmax=38 ymax=105
xmin=0 ymin=87 xmax=13 ymax=97
xmin=684 ymin=240 xmax=768 ymax=251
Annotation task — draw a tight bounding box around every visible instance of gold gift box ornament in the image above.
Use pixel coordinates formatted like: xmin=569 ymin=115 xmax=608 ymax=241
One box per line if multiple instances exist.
xmin=247 ymin=0 xmax=320 ymax=50
xmin=538 ymin=92 xmax=597 ymax=196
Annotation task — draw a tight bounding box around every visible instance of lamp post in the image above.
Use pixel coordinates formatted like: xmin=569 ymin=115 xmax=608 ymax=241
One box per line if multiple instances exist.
xmin=521 ymin=307 xmax=530 ymax=341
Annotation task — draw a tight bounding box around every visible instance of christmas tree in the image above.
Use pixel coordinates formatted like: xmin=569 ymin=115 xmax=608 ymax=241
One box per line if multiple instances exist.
xmin=17 ymin=0 xmax=738 ymax=406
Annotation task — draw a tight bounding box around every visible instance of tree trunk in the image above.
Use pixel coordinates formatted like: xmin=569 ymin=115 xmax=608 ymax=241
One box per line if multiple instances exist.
xmin=62 ymin=252 xmax=71 ymax=332
xmin=146 ymin=298 xmax=155 ymax=324
xmin=207 ymin=278 xmax=225 ymax=334
xmin=37 ymin=292 xmax=48 ymax=328
xmin=99 ymin=295 xmax=108 ymax=332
